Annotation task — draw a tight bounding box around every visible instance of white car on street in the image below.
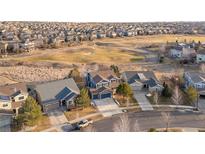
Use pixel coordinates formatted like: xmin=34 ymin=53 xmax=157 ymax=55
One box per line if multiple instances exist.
xmin=77 ymin=119 xmax=93 ymax=129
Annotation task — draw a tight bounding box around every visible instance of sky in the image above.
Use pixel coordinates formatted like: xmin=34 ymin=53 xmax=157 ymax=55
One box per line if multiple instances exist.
xmin=0 ymin=0 xmax=204 ymax=22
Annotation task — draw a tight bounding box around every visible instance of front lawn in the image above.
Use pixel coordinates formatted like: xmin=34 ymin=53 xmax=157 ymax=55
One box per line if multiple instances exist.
xmin=114 ymin=94 xmax=138 ymax=107
xmin=64 ymin=106 xmax=97 ymax=121
xmin=33 ymin=115 xmax=51 ymax=132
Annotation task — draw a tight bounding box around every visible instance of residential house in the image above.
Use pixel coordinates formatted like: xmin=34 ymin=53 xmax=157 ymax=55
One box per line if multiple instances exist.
xmin=0 ymin=83 xmax=28 ymax=113
xmin=196 ymin=49 xmax=205 ymax=63
xmin=86 ymin=70 xmax=120 ymax=99
xmin=30 ymin=78 xmax=80 ymax=112
xmin=170 ymin=45 xmax=196 ymax=59
xmin=184 ymin=72 xmax=205 ymax=89
xmin=122 ymin=71 xmax=163 ymax=92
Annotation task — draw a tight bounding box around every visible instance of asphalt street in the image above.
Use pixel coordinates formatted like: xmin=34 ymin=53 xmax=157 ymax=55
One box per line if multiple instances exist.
xmin=91 ymin=110 xmax=205 ymax=132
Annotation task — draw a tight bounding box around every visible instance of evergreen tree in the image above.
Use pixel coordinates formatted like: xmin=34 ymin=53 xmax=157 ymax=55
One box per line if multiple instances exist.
xmin=75 ymin=88 xmax=91 ymax=108
xmin=17 ymin=96 xmax=42 ymax=127
xmin=186 ymin=86 xmax=198 ymax=104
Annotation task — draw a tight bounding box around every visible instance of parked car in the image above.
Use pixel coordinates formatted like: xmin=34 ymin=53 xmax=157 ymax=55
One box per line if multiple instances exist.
xmin=145 ymin=93 xmax=152 ymax=97
xmin=76 ymin=119 xmax=93 ymax=129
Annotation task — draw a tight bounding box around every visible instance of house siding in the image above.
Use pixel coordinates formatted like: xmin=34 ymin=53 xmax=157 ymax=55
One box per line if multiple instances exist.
xmin=197 ymin=54 xmax=205 ymax=63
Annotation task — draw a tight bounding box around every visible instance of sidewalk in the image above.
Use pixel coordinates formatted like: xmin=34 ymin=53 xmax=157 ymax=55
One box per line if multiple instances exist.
xmin=40 ymin=104 xmax=196 ymax=132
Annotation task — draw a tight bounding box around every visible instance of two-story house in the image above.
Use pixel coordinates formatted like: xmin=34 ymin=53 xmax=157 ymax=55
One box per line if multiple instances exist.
xmin=196 ymin=49 xmax=205 ymax=63
xmin=86 ymin=70 xmax=121 ymax=99
xmin=0 ymin=83 xmax=28 ymax=114
xmin=170 ymin=45 xmax=196 ymax=60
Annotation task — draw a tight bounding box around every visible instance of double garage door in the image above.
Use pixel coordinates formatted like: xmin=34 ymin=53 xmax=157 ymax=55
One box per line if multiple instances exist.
xmin=43 ymin=102 xmax=59 ymax=112
xmin=92 ymin=92 xmax=112 ymax=100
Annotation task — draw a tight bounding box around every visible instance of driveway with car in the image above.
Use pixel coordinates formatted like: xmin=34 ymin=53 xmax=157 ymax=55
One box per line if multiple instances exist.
xmin=133 ymin=91 xmax=153 ymax=111
xmin=93 ymin=98 xmax=122 ymax=117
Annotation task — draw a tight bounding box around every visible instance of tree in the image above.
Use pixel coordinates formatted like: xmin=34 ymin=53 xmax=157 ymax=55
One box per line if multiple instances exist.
xmin=153 ymin=92 xmax=159 ymax=105
xmin=176 ymin=68 xmax=185 ymax=86
xmin=116 ymin=83 xmax=133 ymax=106
xmin=75 ymin=88 xmax=91 ymax=108
xmin=113 ymin=114 xmax=140 ymax=132
xmin=186 ymin=86 xmax=198 ymax=105
xmin=116 ymin=83 xmax=132 ymax=98
xmin=16 ymin=96 xmax=42 ymax=127
xmin=171 ymin=86 xmax=182 ymax=106
xmin=161 ymin=82 xmax=172 ymax=98
xmin=113 ymin=114 xmax=130 ymax=132
xmin=110 ymin=65 xmax=120 ymax=77
xmin=161 ymin=112 xmax=172 ymax=132
xmin=68 ymin=68 xmax=82 ymax=82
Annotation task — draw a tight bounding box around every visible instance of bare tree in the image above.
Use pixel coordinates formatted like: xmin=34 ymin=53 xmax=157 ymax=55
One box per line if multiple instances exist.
xmin=133 ymin=119 xmax=140 ymax=132
xmin=153 ymin=92 xmax=159 ymax=106
xmin=161 ymin=112 xmax=172 ymax=132
xmin=113 ymin=114 xmax=131 ymax=132
xmin=200 ymin=64 xmax=205 ymax=73
xmin=171 ymin=86 xmax=182 ymax=107
xmin=113 ymin=114 xmax=140 ymax=132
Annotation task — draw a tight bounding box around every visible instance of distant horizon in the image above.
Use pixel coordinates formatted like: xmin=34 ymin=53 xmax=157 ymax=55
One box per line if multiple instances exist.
xmin=0 ymin=0 xmax=204 ymax=22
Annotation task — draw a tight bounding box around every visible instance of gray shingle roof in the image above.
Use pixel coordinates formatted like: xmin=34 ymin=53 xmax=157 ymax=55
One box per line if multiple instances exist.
xmin=186 ymin=72 xmax=205 ymax=83
xmin=35 ymin=78 xmax=80 ymax=105
xmin=123 ymin=71 xmax=158 ymax=84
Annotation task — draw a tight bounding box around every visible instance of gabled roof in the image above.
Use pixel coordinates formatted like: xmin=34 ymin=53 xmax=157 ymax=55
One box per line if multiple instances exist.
xmin=0 ymin=83 xmax=27 ymax=96
xmin=185 ymin=72 xmax=205 ymax=83
xmin=10 ymin=90 xmax=22 ymax=98
xmin=89 ymin=70 xmax=118 ymax=84
xmin=143 ymin=78 xmax=158 ymax=87
xmin=35 ymin=78 xmax=80 ymax=105
xmin=92 ymin=75 xmax=104 ymax=84
xmin=90 ymin=86 xmax=112 ymax=95
xmin=123 ymin=71 xmax=157 ymax=84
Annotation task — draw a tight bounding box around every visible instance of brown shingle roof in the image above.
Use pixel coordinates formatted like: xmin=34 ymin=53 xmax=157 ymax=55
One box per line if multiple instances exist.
xmin=0 ymin=83 xmax=27 ymax=96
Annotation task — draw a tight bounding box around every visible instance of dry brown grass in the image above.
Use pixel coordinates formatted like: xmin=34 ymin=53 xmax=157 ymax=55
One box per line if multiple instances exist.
xmin=0 ymin=76 xmax=17 ymax=85
xmin=64 ymin=106 xmax=97 ymax=121
xmin=3 ymin=34 xmax=205 ymax=64
xmin=33 ymin=115 xmax=51 ymax=132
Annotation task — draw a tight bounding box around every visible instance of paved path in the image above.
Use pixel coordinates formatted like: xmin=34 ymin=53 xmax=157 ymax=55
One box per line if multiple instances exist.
xmin=93 ymin=98 xmax=122 ymax=117
xmin=47 ymin=110 xmax=68 ymax=131
xmin=133 ymin=91 xmax=153 ymax=111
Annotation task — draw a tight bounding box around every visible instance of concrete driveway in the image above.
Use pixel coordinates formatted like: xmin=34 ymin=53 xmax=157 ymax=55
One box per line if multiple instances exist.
xmin=198 ymin=98 xmax=205 ymax=110
xmin=93 ymin=98 xmax=122 ymax=117
xmin=133 ymin=91 xmax=153 ymax=111
xmin=0 ymin=114 xmax=12 ymax=132
xmin=47 ymin=109 xmax=68 ymax=126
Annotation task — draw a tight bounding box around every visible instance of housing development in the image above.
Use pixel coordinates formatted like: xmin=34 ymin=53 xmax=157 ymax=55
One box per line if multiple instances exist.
xmin=1 ymin=22 xmax=205 ymax=132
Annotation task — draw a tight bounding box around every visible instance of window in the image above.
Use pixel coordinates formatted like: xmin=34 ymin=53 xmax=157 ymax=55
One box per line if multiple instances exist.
xmin=3 ymin=104 xmax=8 ymax=107
xmin=18 ymin=96 xmax=24 ymax=100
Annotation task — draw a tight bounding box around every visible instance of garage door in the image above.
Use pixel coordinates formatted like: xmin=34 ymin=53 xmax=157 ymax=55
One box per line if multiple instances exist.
xmin=92 ymin=94 xmax=99 ymax=100
xmin=101 ymin=93 xmax=111 ymax=99
xmin=44 ymin=103 xmax=59 ymax=112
